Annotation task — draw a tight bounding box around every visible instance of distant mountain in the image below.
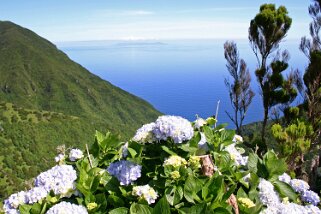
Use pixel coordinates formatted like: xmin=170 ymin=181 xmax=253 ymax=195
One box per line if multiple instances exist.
xmin=0 ymin=21 xmax=161 ymax=199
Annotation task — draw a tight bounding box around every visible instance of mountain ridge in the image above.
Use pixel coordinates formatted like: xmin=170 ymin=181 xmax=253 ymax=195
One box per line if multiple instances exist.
xmin=0 ymin=20 xmax=161 ymax=199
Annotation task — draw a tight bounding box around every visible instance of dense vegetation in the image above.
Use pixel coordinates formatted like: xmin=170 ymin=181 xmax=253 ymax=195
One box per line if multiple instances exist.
xmin=0 ymin=21 xmax=161 ymax=200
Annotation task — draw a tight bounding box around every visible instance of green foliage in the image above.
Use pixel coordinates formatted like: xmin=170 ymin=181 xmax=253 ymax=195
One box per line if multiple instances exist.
xmin=0 ymin=20 xmax=160 ymax=200
xmin=271 ymin=120 xmax=313 ymax=171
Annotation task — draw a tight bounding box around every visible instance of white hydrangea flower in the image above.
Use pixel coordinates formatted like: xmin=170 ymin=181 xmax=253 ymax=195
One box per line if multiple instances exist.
xmin=132 ymin=185 xmax=158 ymax=204
xmin=121 ymin=142 xmax=129 ymax=158
xmin=258 ymin=178 xmax=280 ymax=206
xmin=224 ymin=143 xmax=247 ymax=166
xmin=194 ymin=117 xmax=207 ymax=130
xmin=163 ymin=155 xmax=187 ymax=168
xmin=153 ymin=115 xmax=194 ymax=144
xmin=69 ymin=148 xmax=84 ymax=161
xmin=233 ymin=134 xmax=243 ymax=143
xmin=198 ymin=132 xmax=209 ymax=151
xmin=46 ymin=201 xmax=88 ymax=214
xmin=132 ymin=122 xmax=156 ymax=143
xmin=54 ymin=154 xmax=65 ymax=163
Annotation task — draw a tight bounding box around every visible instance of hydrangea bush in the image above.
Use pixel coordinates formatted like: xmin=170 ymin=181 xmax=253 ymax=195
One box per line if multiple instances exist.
xmin=2 ymin=115 xmax=321 ymax=213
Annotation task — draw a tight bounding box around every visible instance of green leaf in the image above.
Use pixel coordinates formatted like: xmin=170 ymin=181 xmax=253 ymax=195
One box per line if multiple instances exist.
xmin=127 ymin=147 xmax=138 ymax=158
xmin=248 ymin=153 xmax=258 ymax=173
xmin=90 ymin=175 xmax=101 ymax=192
xmin=152 ymin=197 xmax=171 ymax=214
xmin=213 ymin=207 xmax=231 ymax=214
xmin=273 ymin=180 xmax=298 ymax=202
xmin=107 ymin=195 xmax=125 ymax=208
xmin=161 ymin=145 xmax=177 ymax=156
xmin=184 ymin=175 xmax=202 ymax=203
xmin=19 ymin=204 xmax=32 ymax=214
xmin=109 ymin=207 xmax=129 ymax=214
xmin=190 ymin=203 xmax=207 ymax=214
xmin=264 ymin=151 xmax=287 ymax=178
xmin=30 ymin=203 xmax=42 ymax=214
xmin=165 ymin=186 xmax=184 ymax=206
xmin=129 ymin=203 xmax=152 ymax=214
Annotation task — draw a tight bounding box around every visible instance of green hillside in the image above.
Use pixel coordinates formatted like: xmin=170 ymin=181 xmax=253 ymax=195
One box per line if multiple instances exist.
xmin=0 ymin=21 xmax=161 ymax=199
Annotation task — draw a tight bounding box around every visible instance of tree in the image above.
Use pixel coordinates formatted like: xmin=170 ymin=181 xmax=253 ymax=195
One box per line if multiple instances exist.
xmin=300 ymin=0 xmax=321 ymax=144
xmin=249 ymin=4 xmax=296 ymax=146
xmin=223 ymin=41 xmax=254 ymax=135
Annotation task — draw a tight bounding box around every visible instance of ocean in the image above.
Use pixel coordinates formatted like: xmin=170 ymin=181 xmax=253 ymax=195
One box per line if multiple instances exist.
xmin=57 ymin=39 xmax=308 ymax=128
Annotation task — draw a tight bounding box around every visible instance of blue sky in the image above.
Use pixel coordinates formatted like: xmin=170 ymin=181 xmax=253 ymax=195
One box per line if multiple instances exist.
xmin=0 ymin=0 xmax=312 ymax=42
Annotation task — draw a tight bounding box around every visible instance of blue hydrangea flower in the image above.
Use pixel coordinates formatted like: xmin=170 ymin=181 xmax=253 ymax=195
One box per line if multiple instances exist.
xmin=289 ymin=179 xmax=310 ymax=193
xmin=153 ymin=115 xmax=194 ymax=144
xmin=258 ymin=178 xmax=280 ymax=206
xmin=301 ymin=190 xmax=320 ymax=206
xmin=3 ymin=191 xmax=27 ymax=212
xmin=46 ymin=201 xmax=88 ymax=214
xmin=107 ymin=160 xmax=142 ymax=186
xmin=25 ymin=187 xmax=47 ymax=204
xmin=35 ymin=165 xmax=77 ymax=196
xmin=69 ymin=148 xmax=84 ymax=161
xmin=278 ymin=173 xmax=291 ymax=184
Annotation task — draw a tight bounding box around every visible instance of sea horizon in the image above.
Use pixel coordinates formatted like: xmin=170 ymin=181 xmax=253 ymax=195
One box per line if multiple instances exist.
xmin=57 ymin=38 xmax=308 ymax=128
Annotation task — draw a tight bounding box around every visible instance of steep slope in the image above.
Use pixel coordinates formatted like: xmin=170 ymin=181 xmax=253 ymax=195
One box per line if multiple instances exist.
xmin=0 ymin=21 xmax=160 ymax=135
xmin=0 ymin=21 xmax=161 ymax=199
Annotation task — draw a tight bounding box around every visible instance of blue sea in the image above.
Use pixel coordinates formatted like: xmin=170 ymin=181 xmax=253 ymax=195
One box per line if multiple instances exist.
xmin=57 ymin=39 xmax=308 ymax=128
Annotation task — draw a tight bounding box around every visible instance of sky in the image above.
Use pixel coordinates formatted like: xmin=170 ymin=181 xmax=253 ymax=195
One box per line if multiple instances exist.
xmin=0 ymin=0 xmax=312 ymax=42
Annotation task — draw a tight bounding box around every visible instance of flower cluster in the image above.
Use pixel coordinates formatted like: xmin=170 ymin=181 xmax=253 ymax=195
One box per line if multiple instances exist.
xmin=3 ymin=191 xmax=27 ymax=213
xmin=188 ymin=156 xmax=201 ymax=169
xmin=69 ymin=148 xmax=84 ymax=161
xmin=46 ymin=201 xmax=88 ymax=214
xmin=163 ymin=155 xmax=187 ymax=168
xmin=259 ymin=177 xmax=321 ymax=213
xmin=279 ymin=173 xmax=320 ymax=205
xmin=35 ymin=165 xmax=77 ymax=196
xmin=132 ymin=122 xmax=156 ymax=143
xmin=258 ymin=179 xmax=280 ymax=206
xmin=107 ymin=160 xmax=142 ymax=186
xmin=232 ymin=134 xmax=243 ymax=143
xmin=132 ymin=185 xmax=158 ymax=204
xmin=260 ymin=202 xmax=321 ymax=214
xmin=153 ymin=115 xmax=194 ymax=144
xmin=224 ymin=143 xmax=248 ymax=166
xmin=238 ymin=197 xmax=255 ymax=208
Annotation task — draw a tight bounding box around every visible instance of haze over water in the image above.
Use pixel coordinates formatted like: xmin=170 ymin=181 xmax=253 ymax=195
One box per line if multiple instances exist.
xmin=58 ymin=39 xmax=308 ymax=127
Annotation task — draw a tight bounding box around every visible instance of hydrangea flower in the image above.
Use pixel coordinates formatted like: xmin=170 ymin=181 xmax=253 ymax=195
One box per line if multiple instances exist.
xmin=153 ymin=115 xmax=194 ymax=144
xmin=35 ymin=165 xmax=77 ymax=196
xmin=132 ymin=185 xmax=158 ymax=204
xmin=163 ymin=155 xmax=187 ymax=168
xmin=121 ymin=142 xmax=129 ymax=158
xmin=107 ymin=160 xmax=142 ymax=186
xmin=238 ymin=197 xmax=255 ymax=208
xmin=188 ymin=156 xmax=201 ymax=169
xmin=232 ymin=134 xmax=243 ymax=143
xmin=258 ymin=179 xmax=280 ymax=206
xmin=260 ymin=202 xmax=321 ymax=214
xmin=132 ymin=122 xmax=156 ymax=143
xmin=4 ymin=191 xmax=27 ymax=210
xmin=224 ymin=143 xmax=248 ymax=166
xmin=69 ymin=148 xmax=84 ymax=161
xmin=25 ymin=187 xmax=47 ymax=204
xmin=46 ymin=201 xmax=88 ymax=214
xmin=289 ymin=179 xmax=310 ymax=193
xmin=278 ymin=173 xmax=291 ymax=184
xmin=301 ymin=190 xmax=320 ymax=205
xmin=54 ymin=154 xmax=65 ymax=163
xmin=194 ymin=117 xmax=206 ymax=130
xmin=198 ymin=133 xmax=209 ymax=151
